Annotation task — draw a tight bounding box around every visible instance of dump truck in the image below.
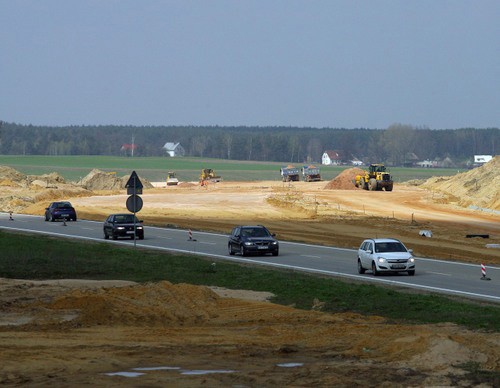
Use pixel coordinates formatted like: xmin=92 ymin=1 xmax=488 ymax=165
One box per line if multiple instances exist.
xmin=200 ymin=168 xmax=222 ymax=183
xmin=355 ymin=163 xmax=393 ymax=191
xmin=301 ymin=165 xmax=321 ymax=182
xmin=166 ymin=171 xmax=179 ymax=186
xmin=280 ymin=165 xmax=300 ymax=182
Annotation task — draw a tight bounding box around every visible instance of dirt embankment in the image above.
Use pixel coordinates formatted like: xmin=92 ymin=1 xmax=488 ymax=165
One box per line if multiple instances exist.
xmin=0 ymin=279 xmax=498 ymax=386
xmin=420 ymin=156 xmax=500 ymax=211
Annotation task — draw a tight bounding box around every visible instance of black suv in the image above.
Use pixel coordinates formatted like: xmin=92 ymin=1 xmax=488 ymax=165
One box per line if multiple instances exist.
xmin=228 ymin=225 xmax=279 ymax=256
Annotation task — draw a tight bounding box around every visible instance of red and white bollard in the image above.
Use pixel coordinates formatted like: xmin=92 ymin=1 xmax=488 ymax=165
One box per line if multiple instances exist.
xmin=9 ymin=211 xmax=13 ymax=221
xmin=187 ymin=229 xmax=197 ymax=242
xmin=481 ymin=263 xmax=491 ymax=281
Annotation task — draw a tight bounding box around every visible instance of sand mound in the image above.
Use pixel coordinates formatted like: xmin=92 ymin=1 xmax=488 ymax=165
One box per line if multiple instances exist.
xmin=0 ymin=166 xmax=28 ymax=187
xmin=77 ymin=169 xmax=124 ymax=191
xmin=28 ymin=172 xmax=66 ymax=186
xmin=77 ymin=169 xmax=154 ymax=191
xmin=324 ymin=168 xmax=365 ymax=190
xmin=421 ymin=156 xmax=500 ymax=210
xmin=49 ymin=281 xmax=221 ymax=326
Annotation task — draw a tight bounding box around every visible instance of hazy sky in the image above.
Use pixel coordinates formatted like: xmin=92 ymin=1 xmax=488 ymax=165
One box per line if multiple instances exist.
xmin=1 ymin=0 xmax=498 ymax=129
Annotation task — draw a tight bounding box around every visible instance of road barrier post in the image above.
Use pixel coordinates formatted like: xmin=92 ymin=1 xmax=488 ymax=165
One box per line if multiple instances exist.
xmin=187 ymin=229 xmax=197 ymax=241
xmin=480 ymin=263 xmax=491 ymax=281
xmin=9 ymin=211 xmax=13 ymax=221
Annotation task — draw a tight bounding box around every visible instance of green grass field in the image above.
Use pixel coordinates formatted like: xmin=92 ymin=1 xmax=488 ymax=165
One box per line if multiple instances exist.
xmin=0 ymin=155 xmax=460 ymax=182
xmin=0 ymin=230 xmax=498 ymax=332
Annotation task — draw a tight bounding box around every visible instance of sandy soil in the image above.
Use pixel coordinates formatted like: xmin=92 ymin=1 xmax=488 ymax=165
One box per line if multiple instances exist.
xmin=1 ymin=172 xmax=500 ymax=386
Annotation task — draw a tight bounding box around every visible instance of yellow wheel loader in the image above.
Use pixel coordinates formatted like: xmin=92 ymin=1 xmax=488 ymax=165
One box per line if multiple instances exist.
xmin=355 ymin=164 xmax=393 ymax=191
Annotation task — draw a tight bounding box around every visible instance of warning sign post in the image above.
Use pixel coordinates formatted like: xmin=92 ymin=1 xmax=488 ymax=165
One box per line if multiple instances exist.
xmin=125 ymin=171 xmax=144 ymax=247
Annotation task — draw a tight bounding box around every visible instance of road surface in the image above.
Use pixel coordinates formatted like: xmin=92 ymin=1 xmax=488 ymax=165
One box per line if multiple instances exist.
xmin=1 ymin=213 xmax=499 ymax=303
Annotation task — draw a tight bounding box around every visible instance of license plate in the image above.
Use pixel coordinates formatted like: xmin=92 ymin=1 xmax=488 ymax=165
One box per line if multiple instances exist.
xmin=257 ymin=246 xmax=268 ymax=250
xmin=126 ymin=231 xmax=134 ymax=234
xmin=61 ymin=214 xmax=69 ymax=217
xmin=392 ymin=264 xmax=405 ymax=269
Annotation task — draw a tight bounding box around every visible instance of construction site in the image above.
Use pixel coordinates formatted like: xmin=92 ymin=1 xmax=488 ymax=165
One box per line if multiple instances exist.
xmin=0 ymin=157 xmax=499 ymax=386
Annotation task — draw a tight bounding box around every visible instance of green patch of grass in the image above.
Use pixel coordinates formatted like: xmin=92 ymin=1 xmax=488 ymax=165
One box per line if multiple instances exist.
xmin=1 ymin=230 xmax=498 ymax=331
xmin=0 ymin=155 xmax=461 ymax=182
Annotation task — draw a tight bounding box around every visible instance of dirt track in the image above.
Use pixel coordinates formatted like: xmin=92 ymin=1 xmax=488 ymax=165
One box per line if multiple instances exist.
xmin=67 ymin=180 xmax=500 ymax=264
xmin=2 ymin=174 xmax=500 ymax=386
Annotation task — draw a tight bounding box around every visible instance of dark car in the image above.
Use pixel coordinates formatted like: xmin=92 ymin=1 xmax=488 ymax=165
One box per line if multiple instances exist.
xmin=228 ymin=225 xmax=279 ymax=256
xmin=45 ymin=201 xmax=77 ymax=222
xmin=103 ymin=213 xmax=144 ymax=240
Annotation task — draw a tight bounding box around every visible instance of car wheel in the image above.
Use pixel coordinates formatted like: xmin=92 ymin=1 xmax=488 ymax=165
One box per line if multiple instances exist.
xmin=72 ymin=217 xmax=77 ymax=221
xmin=240 ymin=245 xmax=247 ymax=257
xmin=272 ymin=250 xmax=279 ymax=256
xmin=139 ymin=235 xmax=144 ymax=240
xmin=371 ymin=261 xmax=379 ymax=276
xmin=408 ymin=270 xmax=415 ymax=276
xmin=228 ymin=244 xmax=235 ymax=255
xmin=50 ymin=215 xmax=56 ymax=222
xmin=130 ymin=235 xmax=135 ymax=240
xmin=104 ymin=231 xmax=109 ymax=240
xmin=112 ymin=234 xmax=118 ymax=240
xmin=44 ymin=215 xmax=48 ymax=221
xmin=358 ymin=259 xmax=365 ymax=274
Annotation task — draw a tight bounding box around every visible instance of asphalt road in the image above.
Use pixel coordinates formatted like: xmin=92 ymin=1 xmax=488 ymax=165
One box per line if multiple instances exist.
xmin=1 ymin=213 xmax=499 ymax=303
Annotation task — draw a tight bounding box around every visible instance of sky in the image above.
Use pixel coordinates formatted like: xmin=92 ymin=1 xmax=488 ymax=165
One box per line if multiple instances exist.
xmin=1 ymin=0 xmax=499 ymax=129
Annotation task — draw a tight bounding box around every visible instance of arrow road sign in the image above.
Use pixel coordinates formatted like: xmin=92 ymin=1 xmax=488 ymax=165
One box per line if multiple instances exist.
xmin=125 ymin=171 xmax=143 ymax=195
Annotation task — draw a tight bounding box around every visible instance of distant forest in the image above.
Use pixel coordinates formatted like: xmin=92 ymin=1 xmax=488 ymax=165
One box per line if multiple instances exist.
xmin=0 ymin=122 xmax=498 ymax=166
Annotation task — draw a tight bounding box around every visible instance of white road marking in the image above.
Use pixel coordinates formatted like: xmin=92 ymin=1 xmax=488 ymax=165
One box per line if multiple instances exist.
xmin=301 ymin=255 xmax=321 ymax=259
xmin=428 ymin=271 xmax=452 ymax=276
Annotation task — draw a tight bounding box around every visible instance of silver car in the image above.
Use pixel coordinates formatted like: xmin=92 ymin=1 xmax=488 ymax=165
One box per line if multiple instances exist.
xmin=357 ymin=238 xmax=415 ymax=276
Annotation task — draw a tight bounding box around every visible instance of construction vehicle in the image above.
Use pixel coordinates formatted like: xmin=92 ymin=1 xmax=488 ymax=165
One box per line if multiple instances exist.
xmin=166 ymin=171 xmax=179 ymax=186
xmin=200 ymin=168 xmax=222 ymax=183
xmin=355 ymin=163 xmax=393 ymax=191
xmin=280 ymin=165 xmax=300 ymax=182
xmin=301 ymin=165 xmax=321 ymax=182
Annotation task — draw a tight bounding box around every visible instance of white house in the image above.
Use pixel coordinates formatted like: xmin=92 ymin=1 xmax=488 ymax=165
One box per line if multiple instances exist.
xmin=162 ymin=142 xmax=185 ymax=157
xmin=322 ymin=150 xmax=348 ymax=165
xmin=474 ymin=155 xmax=493 ymax=164
xmin=322 ymin=150 xmax=341 ymax=165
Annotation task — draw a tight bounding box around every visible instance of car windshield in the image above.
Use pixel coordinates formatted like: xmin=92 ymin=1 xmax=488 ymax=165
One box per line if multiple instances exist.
xmin=114 ymin=215 xmax=137 ymax=223
xmin=56 ymin=203 xmax=72 ymax=208
xmin=241 ymin=227 xmax=270 ymax=238
xmin=375 ymin=242 xmax=406 ymax=253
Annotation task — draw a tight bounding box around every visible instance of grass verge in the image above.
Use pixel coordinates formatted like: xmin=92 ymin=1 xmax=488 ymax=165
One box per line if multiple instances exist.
xmin=1 ymin=230 xmax=499 ymax=332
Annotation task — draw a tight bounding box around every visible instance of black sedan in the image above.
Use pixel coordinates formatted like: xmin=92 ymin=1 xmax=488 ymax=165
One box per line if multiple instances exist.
xmin=103 ymin=213 xmax=144 ymax=240
xmin=228 ymin=225 xmax=279 ymax=256
xmin=45 ymin=201 xmax=77 ymax=222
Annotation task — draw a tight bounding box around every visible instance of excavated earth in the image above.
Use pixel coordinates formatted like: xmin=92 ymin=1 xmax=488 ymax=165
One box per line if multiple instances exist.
xmin=0 ymin=159 xmax=499 ymax=386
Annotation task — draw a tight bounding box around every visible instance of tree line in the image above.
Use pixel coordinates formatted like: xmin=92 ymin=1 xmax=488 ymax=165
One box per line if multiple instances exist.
xmin=0 ymin=122 xmax=497 ymax=166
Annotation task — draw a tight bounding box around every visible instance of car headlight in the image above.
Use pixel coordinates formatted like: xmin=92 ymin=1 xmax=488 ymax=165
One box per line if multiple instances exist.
xmin=136 ymin=226 xmax=143 ymax=230
xmin=244 ymin=242 xmax=254 ymax=246
xmin=117 ymin=226 xmax=125 ymax=230
xmin=409 ymin=257 xmax=415 ymax=263
xmin=377 ymin=257 xmax=386 ymax=263
xmin=271 ymin=241 xmax=278 ymax=245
